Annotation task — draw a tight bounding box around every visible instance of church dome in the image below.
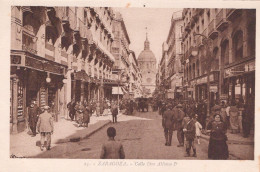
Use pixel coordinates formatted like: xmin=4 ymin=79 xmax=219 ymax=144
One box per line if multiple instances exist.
xmin=138 ymin=50 xmax=156 ymax=62
xmin=137 ymin=34 xmax=157 ymax=62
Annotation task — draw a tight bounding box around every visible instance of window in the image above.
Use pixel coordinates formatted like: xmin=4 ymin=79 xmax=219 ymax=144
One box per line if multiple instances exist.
xmin=212 ymin=47 xmax=219 ymax=71
xmin=233 ymin=31 xmax=243 ymax=61
xmin=247 ymin=22 xmax=255 ymax=57
xmin=221 ymin=40 xmax=229 ymax=66
xmin=196 ymin=60 xmax=200 ymax=77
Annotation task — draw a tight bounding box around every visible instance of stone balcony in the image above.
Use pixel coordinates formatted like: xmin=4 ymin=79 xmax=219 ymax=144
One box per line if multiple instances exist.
xmin=208 ymin=19 xmax=218 ymax=40
xmin=216 ymin=9 xmax=229 ymax=32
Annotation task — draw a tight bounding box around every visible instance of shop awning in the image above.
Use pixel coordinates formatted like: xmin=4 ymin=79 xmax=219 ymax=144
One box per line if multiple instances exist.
xmin=112 ymin=87 xmax=123 ymax=95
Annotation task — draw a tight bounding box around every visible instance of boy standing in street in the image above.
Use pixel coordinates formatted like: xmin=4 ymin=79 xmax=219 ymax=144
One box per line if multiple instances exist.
xmin=183 ymin=115 xmax=197 ymax=157
xmin=100 ymin=127 xmax=125 ymax=159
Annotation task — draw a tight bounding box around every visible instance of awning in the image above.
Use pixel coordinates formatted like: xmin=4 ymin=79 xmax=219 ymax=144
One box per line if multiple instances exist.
xmin=112 ymin=87 xmax=123 ymax=95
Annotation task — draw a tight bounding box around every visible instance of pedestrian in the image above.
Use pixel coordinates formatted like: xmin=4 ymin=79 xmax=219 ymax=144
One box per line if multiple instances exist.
xmin=237 ymin=100 xmax=244 ymax=134
xmin=162 ymin=104 xmax=175 ymax=146
xmin=36 ymin=105 xmax=54 ymax=151
xmin=83 ymin=103 xmax=91 ymax=128
xmin=103 ymin=100 xmax=109 ymax=116
xmin=67 ymin=99 xmax=76 ymax=121
xmin=229 ymin=101 xmax=239 ymax=134
xmin=194 ymin=114 xmax=202 ymax=144
xmin=174 ymin=104 xmax=185 ymax=147
xmin=28 ymin=100 xmax=41 ymax=137
xmin=183 ymin=115 xmax=197 ymax=157
xmin=75 ymin=101 xmax=84 ymax=127
xmin=220 ymin=101 xmax=227 ymax=124
xmin=129 ymin=100 xmax=134 ymax=115
xmin=225 ymin=102 xmax=231 ymax=129
xmin=100 ymin=127 xmax=125 ymax=159
xmin=111 ymin=103 xmax=118 ymax=123
xmin=206 ymin=114 xmax=229 ymax=160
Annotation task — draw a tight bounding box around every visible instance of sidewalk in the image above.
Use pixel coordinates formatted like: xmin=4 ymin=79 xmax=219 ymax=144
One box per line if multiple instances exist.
xmin=10 ymin=113 xmax=123 ymax=158
xmin=201 ymin=130 xmax=254 ymax=145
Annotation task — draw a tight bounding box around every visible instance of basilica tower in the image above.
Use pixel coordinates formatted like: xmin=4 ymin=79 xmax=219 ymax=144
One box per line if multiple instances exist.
xmin=137 ymin=33 xmax=157 ymax=97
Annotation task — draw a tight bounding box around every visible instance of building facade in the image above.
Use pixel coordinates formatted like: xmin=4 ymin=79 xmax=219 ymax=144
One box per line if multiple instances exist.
xmin=111 ymin=11 xmax=132 ymax=99
xmin=181 ymin=8 xmax=255 ymax=107
xmin=137 ymin=35 xmax=157 ymax=98
xmin=166 ymin=10 xmax=184 ymax=99
xmin=10 ymin=6 xmax=116 ymax=133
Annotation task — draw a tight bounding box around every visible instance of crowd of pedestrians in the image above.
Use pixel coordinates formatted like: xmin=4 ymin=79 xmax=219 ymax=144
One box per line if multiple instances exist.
xmin=157 ymin=97 xmax=254 ymax=160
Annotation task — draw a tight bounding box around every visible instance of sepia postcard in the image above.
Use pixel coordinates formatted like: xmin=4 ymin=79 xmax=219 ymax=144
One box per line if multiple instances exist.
xmin=1 ymin=0 xmax=260 ymax=172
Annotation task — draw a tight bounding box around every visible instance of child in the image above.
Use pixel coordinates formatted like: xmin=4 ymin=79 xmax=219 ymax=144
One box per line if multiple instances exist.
xmin=100 ymin=127 xmax=125 ymax=159
xmin=183 ymin=115 xmax=197 ymax=157
xmin=194 ymin=114 xmax=203 ymax=144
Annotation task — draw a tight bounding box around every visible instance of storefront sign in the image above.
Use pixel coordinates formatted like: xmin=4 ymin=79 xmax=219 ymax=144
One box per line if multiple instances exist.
xmin=187 ymin=87 xmax=194 ymax=92
xmin=225 ymin=60 xmax=255 ymax=78
xmin=220 ymin=94 xmax=228 ymax=100
xmin=176 ymin=89 xmax=182 ymax=92
xmin=25 ymin=56 xmax=65 ymax=75
xmin=197 ymin=76 xmax=207 ymax=84
xmin=210 ymin=85 xmax=218 ymax=93
xmin=74 ymin=71 xmax=90 ymax=82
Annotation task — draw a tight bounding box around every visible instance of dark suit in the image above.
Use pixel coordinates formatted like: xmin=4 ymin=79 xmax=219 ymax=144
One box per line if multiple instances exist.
xmin=175 ymin=108 xmax=185 ymax=145
xmin=162 ymin=109 xmax=175 ymax=146
xmin=112 ymin=106 xmax=118 ymax=123
xmin=28 ymin=105 xmax=41 ymax=136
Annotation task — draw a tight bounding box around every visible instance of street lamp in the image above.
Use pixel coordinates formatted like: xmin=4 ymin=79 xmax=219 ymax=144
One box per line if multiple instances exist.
xmin=192 ymin=32 xmax=213 ymax=117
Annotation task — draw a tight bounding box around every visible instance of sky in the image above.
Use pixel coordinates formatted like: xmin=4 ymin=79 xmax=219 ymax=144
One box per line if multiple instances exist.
xmin=115 ymin=8 xmax=181 ymax=66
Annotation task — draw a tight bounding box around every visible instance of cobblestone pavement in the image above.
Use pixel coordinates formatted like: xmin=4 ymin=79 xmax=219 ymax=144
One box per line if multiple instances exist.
xmin=32 ymin=110 xmax=254 ymax=160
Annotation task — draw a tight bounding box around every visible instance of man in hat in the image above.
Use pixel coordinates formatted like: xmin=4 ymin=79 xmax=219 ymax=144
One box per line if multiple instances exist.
xmin=37 ymin=105 xmax=54 ymax=151
xmin=162 ymin=104 xmax=175 ymax=146
xmin=28 ymin=100 xmax=41 ymax=137
xmin=175 ymin=104 xmax=185 ymax=147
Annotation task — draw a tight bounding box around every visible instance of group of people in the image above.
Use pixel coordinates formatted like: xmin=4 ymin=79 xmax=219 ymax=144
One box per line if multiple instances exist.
xmin=67 ymin=100 xmax=91 ymax=127
xmin=67 ymin=99 xmax=120 ymax=125
xmin=27 ymin=100 xmax=54 ymax=151
xmin=161 ymin=102 xmax=229 ymax=160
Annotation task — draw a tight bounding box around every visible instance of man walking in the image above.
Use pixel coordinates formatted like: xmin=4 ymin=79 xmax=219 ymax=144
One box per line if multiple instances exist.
xmin=175 ymin=104 xmax=185 ymax=147
xmin=37 ymin=105 xmax=54 ymax=151
xmin=67 ymin=99 xmax=76 ymax=121
xmin=162 ymin=104 xmax=175 ymax=146
xmin=28 ymin=100 xmax=41 ymax=137
xmin=111 ymin=103 xmax=118 ymax=123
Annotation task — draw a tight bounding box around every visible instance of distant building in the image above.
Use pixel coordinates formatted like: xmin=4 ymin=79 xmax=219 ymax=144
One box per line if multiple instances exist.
xmin=137 ymin=34 xmax=157 ymax=98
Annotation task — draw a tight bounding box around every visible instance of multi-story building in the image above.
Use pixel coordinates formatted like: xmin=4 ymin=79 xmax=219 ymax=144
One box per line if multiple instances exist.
xmin=166 ymin=10 xmax=184 ymax=99
xmin=181 ymin=8 xmax=255 ymax=107
xmin=111 ymin=11 xmax=131 ymax=99
xmin=128 ymin=51 xmax=142 ymax=98
xmin=10 ymin=6 xmax=116 ymax=133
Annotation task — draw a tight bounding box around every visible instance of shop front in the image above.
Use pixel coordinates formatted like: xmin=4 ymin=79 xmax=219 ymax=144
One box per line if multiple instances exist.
xmin=223 ymin=58 xmax=255 ymax=105
xmin=71 ymin=70 xmax=90 ymax=103
xmin=194 ymin=71 xmax=219 ymax=106
xmin=10 ymin=52 xmax=67 ymax=133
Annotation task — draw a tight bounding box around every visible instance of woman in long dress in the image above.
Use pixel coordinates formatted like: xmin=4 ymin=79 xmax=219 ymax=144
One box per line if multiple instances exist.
xmin=207 ymin=114 xmax=229 ymax=160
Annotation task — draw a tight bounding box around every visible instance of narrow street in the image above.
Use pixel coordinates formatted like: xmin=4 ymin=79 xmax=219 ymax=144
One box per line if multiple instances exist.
xmin=33 ymin=110 xmax=253 ymax=159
